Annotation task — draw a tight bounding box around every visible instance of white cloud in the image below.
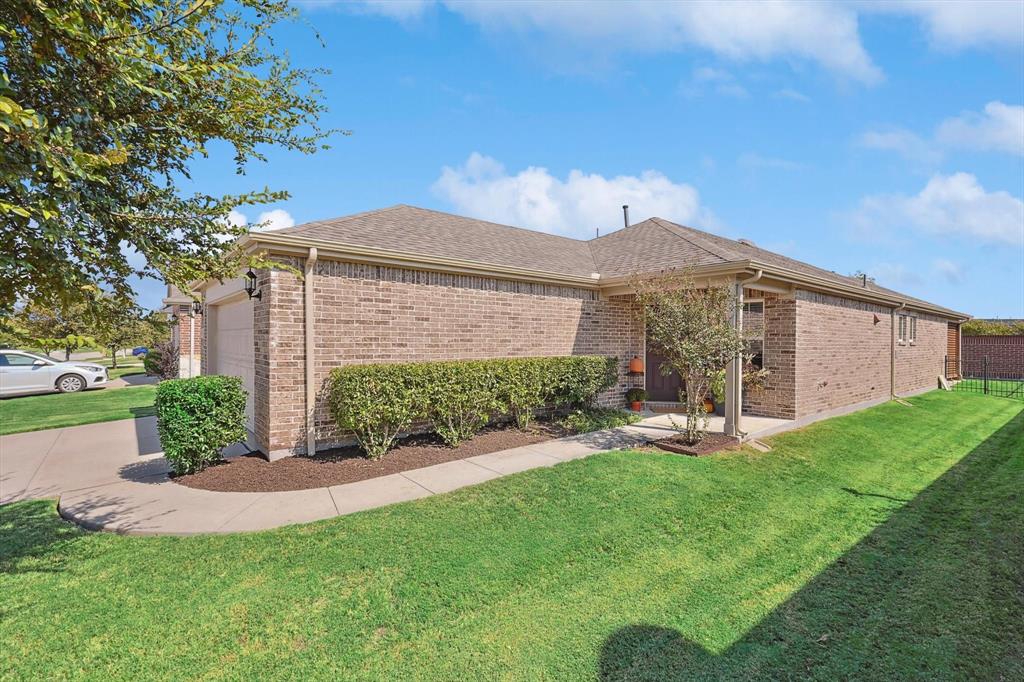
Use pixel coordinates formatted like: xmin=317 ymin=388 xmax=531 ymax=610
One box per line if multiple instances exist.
xmin=215 ymin=207 xmax=295 ymax=242
xmin=432 ymin=152 xmax=716 ymax=238
xmin=932 ymin=258 xmax=964 ymax=284
xmin=858 ymin=128 xmax=942 ymax=165
xmin=225 ymin=209 xmax=248 ymax=229
xmin=680 ymin=66 xmax=749 ymax=98
xmin=867 ymin=262 xmax=923 ymax=288
xmin=859 ymin=101 xmax=1023 ymax=163
xmin=737 ymin=153 xmax=805 ymax=171
xmin=870 ymin=0 xmax=1024 ymax=50
xmin=343 ymin=1 xmax=1022 ymax=82
xmin=351 ymin=0 xmax=882 ymax=83
xmin=936 ymin=102 xmax=1024 ymax=156
xmin=852 ymin=172 xmax=1024 ymax=246
xmin=255 ymin=209 xmax=296 ymax=231
xmin=774 ymin=88 xmax=810 ymax=103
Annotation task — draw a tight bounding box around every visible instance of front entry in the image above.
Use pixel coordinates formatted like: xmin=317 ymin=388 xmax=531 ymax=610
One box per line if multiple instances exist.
xmin=645 ymin=345 xmax=684 ymax=402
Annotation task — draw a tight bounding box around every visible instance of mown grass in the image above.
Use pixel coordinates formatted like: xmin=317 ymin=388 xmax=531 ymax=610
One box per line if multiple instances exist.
xmin=0 ymin=385 xmax=156 ymax=435
xmin=1 ymin=391 xmax=1021 ymax=680
xmin=956 ymin=378 xmax=1024 ymax=400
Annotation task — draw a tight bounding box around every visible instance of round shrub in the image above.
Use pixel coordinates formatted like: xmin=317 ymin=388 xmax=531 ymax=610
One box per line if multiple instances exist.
xmin=155 ymin=375 xmax=248 ymax=474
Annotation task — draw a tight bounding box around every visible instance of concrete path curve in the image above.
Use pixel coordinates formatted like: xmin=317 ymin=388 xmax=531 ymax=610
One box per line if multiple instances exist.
xmin=0 ymin=413 xmax=788 ymax=535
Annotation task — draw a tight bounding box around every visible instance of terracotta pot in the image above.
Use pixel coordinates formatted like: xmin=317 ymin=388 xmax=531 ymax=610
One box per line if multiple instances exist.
xmin=629 ymin=356 xmax=644 ymax=374
xmin=703 ymin=398 xmax=715 ymax=413
xmin=631 ymin=401 xmax=643 ymax=412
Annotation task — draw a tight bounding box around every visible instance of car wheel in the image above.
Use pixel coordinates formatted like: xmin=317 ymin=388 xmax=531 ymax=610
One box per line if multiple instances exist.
xmin=57 ymin=374 xmax=86 ymax=393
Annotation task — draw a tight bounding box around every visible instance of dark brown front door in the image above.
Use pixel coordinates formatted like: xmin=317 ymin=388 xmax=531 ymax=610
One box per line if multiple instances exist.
xmin=646 ymin=345 xmax=684 ymax=402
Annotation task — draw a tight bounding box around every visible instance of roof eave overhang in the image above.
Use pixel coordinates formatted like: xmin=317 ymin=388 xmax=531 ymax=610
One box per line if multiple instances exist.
xmin=744 ymin=259 xmax=969 ymax=320
xmin=237 ymin=233 xmax=969 ymax=321
xmin=241 ymin=232 xmax=603 ymax=289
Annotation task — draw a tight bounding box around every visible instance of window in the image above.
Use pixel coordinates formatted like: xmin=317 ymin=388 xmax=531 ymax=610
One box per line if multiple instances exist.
xmin=0 ymin=352 xmax=42 ymax=367
xmin=898 ymin=315 xmax=908 ymax=343
xmin=909 ymin=317 xmax=917 ymax=343
xmin=743 ymin=300 xmax=765 ymax=369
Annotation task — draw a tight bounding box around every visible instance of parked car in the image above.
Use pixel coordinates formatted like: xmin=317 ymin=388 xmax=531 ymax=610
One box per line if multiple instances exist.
xmin=0 ymin=350 xmax=108 ymax=397
xmin=132 ymin=346 xmax=148 ymax=357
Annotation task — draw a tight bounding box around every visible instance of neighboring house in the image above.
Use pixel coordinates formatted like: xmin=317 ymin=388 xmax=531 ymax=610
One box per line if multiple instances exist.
xmin=195 ymin=205 xmax=968 ymax=459
xmin=160 ymin=285 xmax=203 ymax=378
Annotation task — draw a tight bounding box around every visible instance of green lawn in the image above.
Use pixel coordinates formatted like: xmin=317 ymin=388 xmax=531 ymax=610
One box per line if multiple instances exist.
xmin=1 ymin=391 xmax=1021 ymax=680
xmin=0 ymin=385 xmax=156 ymax=435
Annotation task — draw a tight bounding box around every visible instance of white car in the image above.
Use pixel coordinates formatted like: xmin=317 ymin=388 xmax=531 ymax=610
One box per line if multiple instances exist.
xmin=0 ymin=350 xmax=109 ymax=397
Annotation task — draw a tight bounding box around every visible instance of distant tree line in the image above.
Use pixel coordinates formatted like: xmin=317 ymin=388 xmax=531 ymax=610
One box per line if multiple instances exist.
xmin=0 ymin=297 xmax=169 ymax=366
xmin=961 ymin=319 xmax=1024 ymax=336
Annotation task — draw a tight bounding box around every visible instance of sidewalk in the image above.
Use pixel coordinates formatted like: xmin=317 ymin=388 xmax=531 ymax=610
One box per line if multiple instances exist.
xmin=0 ymin=413 xmax=787 ymax=536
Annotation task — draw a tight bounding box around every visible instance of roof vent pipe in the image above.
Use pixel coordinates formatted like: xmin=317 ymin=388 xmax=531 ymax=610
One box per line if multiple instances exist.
xmin=622 ymin=205 xmax=630 ymax=228
xmin=862 ymin=273 xmax=868 ymax=288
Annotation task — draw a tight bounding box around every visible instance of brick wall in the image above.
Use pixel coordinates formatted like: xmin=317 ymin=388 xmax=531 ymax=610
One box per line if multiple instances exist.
xmin=962 ymin=336 xmax=1024 ymax=378
xmin=743 ymin=290 xmax=797 ymax=419
xmin=172 ymin=304 xmax=202 ymax=378
xmin=260 ymin=258 xmax=643 ymax=456
xmin=793 ymin=290 xmax=947 ymax=417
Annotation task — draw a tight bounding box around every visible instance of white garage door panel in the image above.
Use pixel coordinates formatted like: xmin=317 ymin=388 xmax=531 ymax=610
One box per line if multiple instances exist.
xmin=211 ymin=298 xmax=255 ymax=434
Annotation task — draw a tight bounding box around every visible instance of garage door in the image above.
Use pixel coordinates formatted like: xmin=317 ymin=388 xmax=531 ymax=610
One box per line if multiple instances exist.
xmin=209 ymin=297 xmax=255 ymax=437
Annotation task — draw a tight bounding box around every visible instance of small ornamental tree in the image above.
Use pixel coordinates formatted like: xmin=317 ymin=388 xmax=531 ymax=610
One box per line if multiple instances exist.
xmin=633 ymin=271 xmax=746 ymax=445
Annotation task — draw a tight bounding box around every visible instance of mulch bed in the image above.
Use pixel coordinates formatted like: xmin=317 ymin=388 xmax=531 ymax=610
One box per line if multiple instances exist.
xmin=653 ymin=432 xmax=740 ymax=456
xmin=173 ymin=421 xmax=572 ymax=493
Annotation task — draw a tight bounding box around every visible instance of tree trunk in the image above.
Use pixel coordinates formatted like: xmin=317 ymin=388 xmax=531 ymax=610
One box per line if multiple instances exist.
xmin=64 ymin=346 xmax=71 ymax=361
xmin=110 ymin=347 xmax=118 ymax=369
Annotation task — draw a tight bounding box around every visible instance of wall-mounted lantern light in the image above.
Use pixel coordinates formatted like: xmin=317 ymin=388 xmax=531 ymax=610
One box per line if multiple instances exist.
xmin=244 ymin=268 xmax=262 ymax=301
xmin=191 ymin=300 xmax=203 ymax=317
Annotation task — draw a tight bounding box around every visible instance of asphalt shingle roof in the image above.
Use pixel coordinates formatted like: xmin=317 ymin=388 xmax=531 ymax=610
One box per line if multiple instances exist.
xmin=267 ymin=205 xmax=960 ymax=315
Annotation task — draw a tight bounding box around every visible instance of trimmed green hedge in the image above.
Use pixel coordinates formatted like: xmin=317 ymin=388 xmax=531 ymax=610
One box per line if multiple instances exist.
xmin=155 ymin=375 xmax=248 ymax=475
xmin=328 ymin=356 xmax=617 ymax=459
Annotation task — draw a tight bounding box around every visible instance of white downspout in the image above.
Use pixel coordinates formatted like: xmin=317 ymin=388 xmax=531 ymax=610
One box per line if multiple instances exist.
xmin=725 ymin=269 xmax=763 ymax=438
xmin=304 ymin=248 xmax=318 ymax=457
xmin=891 ymin=302 xmax=906 ymax=398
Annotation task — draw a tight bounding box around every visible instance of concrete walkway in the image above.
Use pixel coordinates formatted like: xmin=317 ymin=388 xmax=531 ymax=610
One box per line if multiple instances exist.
xmin=0 ymin=413 xmax=789 ymax=536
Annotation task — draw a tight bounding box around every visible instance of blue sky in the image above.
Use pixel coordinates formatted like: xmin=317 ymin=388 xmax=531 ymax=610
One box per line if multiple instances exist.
xmin=144 ymin=0 xmax=1024 ymax=317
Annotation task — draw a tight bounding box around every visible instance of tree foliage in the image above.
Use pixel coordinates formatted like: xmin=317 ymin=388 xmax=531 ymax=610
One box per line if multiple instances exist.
xmin=1 ymin=0 xmax=338 ymax=314
xmin=962 ymin=319 xmax=1024 ymax=336
xmin=633 ymin=272 xmax=746 ymax=445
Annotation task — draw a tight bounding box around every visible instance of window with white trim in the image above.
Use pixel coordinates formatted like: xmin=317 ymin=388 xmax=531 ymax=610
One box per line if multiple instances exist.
xmin=909 ymin=316 xmax=917 ymax=344
xmin=898 ymin=315 xmax=908 ymax=343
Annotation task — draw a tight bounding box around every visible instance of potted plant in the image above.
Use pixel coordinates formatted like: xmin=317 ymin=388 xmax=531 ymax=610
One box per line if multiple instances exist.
xmin=625 ymin=387 xmax=647 ymax=412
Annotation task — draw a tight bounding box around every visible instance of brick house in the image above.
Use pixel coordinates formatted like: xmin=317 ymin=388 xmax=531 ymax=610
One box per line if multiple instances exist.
xmin=194 ymin=205 xmax=967 ymax=459
xmin=160 ymin=285 xmax=203 ymax=378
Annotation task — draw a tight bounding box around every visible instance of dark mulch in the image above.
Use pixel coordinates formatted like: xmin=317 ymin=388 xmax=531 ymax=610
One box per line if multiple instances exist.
xmin=173 ymin=421 xmax=573 ymax=492
xmin=653 ymin=432 xmax=740 ymax=456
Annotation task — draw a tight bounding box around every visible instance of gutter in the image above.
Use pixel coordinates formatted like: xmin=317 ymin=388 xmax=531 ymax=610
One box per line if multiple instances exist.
xmin=304 ymin=247 xmax=318 ymax=457
xmin=726 ymin=269 xmax=763 ymax=438
xmin=891 ymin=302 xmax=906 ymax=398
xmin=241 ymin=232 xmax=601 ymax=290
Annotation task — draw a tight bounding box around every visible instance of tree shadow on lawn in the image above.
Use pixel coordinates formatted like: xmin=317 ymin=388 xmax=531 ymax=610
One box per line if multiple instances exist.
xmin=599 ymin=411 xmax=1024 ymax=680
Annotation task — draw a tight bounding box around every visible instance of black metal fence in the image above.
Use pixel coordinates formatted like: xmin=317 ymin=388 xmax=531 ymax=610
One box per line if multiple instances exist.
xmin=946 ymin=356 xmax=1024 ymax=401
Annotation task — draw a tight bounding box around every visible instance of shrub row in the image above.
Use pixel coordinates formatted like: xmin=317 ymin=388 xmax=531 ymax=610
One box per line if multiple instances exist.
xmin=156 ymin=375 xmax=248 ymax=475
xmin=328 ymin=356 xmax=618 ymax=459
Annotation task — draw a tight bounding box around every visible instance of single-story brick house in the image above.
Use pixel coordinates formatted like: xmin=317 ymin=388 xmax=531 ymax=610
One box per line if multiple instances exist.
xmin=161 ymin=285 xmax=203 ymax=378
xmin=193 ymin=205 xmax=967 ymax=459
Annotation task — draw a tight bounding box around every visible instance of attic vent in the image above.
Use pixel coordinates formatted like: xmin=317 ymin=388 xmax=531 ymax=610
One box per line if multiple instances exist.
xmin=738 ymin=238 xmax=757 ymax=247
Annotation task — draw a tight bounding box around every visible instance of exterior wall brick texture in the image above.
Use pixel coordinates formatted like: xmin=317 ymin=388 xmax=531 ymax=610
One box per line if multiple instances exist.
xmin=261 ymin=258 xmax=643 ymax=455
xmin=961 ymin=336 xmax=1024 ymax=377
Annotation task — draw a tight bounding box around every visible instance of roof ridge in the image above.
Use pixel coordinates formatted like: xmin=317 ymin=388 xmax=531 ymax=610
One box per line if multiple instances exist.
xmin=272 ymin=205 xmax=397 ymax=234
xmin=647 ymin=217 xmax=738 ymax=263
xmin=393 ymin=204 xmax=592 ymax=247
